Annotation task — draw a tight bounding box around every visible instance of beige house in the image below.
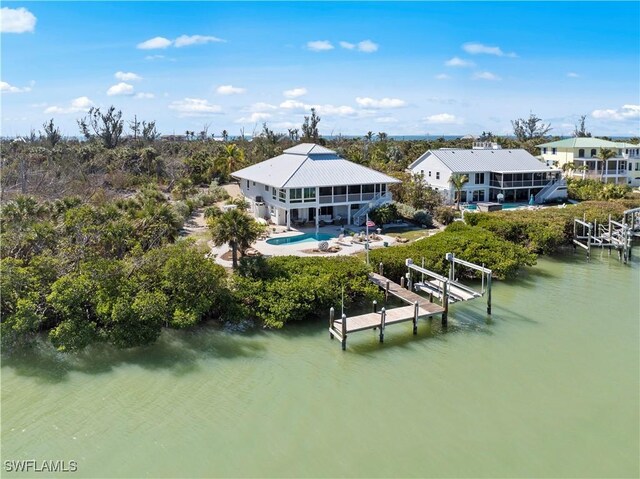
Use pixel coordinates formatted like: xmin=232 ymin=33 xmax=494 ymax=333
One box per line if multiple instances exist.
xmin=537 ymin=138 xmax=640 ymax=186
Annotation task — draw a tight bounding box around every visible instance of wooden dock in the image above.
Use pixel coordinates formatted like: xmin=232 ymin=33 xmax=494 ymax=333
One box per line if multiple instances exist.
xmin=329 ymin=272 xmax=445 ymax=350
xmin=368 ymin=272 xmax=446 ymax=315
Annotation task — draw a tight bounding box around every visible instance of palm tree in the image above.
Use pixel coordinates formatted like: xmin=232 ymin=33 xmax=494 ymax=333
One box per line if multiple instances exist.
xmin=450 ymin=174 xmax=469 ymax=210
xmin=561 ymin=161 xmax=576 ymax=178
xmin=209 ymin=208 xmax=264 ymax=268
xmin=597 ymin=148 xmax=617 ymax=182
xmin=576 ymin=164 xmax=589 ymax=180
xmin=216 ymin=144 xmax=245 ymax=177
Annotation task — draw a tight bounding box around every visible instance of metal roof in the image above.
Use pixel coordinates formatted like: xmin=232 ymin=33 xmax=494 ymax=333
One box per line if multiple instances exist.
xmin=283 ymin=143 xmax=336 ymax=155
xmin=410 ymin=148 xmax=556 ymax=173
xmin=232 ymin=144 xmax=400 ymax=188
xmin=537 ymin=138 xmax=640 ymax=149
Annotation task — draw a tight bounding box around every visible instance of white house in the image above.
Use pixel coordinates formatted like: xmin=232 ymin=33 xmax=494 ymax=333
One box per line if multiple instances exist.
xmin=231 ymin=143 xmax=400 ymax=228
xmin=408 ymin=143 xmax=566 ymax=204
xmin=537 ymin=138 xmax=640 ymax=186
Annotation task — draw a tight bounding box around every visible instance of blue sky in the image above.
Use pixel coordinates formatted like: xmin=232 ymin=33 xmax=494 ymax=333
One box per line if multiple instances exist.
xmin=1 ymin=1 xmax=639 ymax=137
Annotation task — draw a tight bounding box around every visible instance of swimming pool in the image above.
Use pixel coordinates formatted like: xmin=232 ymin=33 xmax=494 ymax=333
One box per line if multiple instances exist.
xmin=465 ymin=203 xmax=528 ymax=211
xmin=266 ymin=232 xmax=336 ymax=246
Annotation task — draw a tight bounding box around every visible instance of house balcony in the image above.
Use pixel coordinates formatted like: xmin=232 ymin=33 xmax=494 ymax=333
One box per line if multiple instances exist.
xmin=489 ymin=179 xmax=551 ymax=188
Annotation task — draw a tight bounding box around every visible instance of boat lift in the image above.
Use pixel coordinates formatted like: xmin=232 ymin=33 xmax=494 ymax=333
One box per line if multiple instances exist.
xmin=407 ymin=253 xmax=492 ymax=315
xmin=573 ymin=213 xmax=633 ymax=263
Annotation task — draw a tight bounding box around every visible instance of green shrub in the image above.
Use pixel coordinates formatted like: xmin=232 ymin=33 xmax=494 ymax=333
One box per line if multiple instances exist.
xmin=464 ymin=200 xmax=638 ymax=254
xmin=369 ymin=203 xmax=399 ymax=225
xmin=413 ymin=210 xmax=433 ymax=227
xmin=233 ymin=256 xmax=380 ymax=328
xmin=370 ymin=222 xmax=536 ymax=281
xmin=434 ymin=206 xmax=454 ymax=225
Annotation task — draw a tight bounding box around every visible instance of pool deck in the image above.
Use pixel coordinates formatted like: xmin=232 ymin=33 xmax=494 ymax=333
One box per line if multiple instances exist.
xmin=211 ymin=225 xmax=399 ymax=268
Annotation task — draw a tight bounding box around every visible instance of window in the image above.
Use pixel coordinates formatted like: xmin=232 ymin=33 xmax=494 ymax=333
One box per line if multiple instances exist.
xmin=578 ymin=149 xmax=585 ymax=158
xmin=590 ymin=149 xmax=597 ymax=157
xmin=552 ymin=148 xmax=557 ymax=155
xmin=381 ymin=184 xmax=387 ymax=193
xmin=320 ymin=206 xmax=333 ymax=215
xmin=428 ymin=171 xmax=432 ymax=177
xmin=542 ymin=147 xmax=547 ymax=154
xmin=334 ymin=186 xmax=347 ymax=195
xmin=265 ymin=184 xmax=269 ymax=191
xmin=319 ymin=187 xmax=332 ymax=197
xmin=272 ymin=187 xmax=276 ymax=200
xmin=246 ymin=180 xmax=249 ymax=188
xmin=618 ymin=149 xmax=623 ymax=155
xmin=636 ymin=162 xmax=640 ymax=171
xmin=290 ymin=188 xmax=302 ymax=203
xmin=475 ymin=173 xmax=485 ymax=184
xmin=303 ymin=187 xmax=316 ymax=202
xmin=252 ymin=181 xmax=256 ymax=186
xmin=436 ymin=172 xmax=440 ymax=180
xmin=278 ymin=189 xmax=286 ymax=202
xmin=421 ymin=169 xmax=424 ymax=175
xmin=362 ymin=184 xmax=375 ymax=193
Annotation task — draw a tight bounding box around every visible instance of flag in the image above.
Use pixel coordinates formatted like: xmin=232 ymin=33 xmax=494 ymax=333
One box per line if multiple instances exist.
xmin=366 ymin=220 xmax=375 ymax=227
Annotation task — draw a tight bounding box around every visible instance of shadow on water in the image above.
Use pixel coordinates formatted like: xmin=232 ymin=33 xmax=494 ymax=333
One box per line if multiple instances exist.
xmin=1 ymin=326 xmax=267 ymax=384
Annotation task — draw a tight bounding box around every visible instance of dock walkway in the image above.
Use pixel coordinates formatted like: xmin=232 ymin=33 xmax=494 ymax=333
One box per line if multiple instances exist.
xmin=368 ymin=272 xmax=446 ymax=315
xmin=329 ymin=272 xmax=445 ymax=350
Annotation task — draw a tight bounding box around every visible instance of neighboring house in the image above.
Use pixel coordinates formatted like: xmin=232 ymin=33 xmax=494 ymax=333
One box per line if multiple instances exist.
xmin=231 ymin=143 xmax=400 ymax=228
xmin=537 ymin=138 xmax=640 ymax=186
xmin=408 ymin=142 xmax=566 ymax=204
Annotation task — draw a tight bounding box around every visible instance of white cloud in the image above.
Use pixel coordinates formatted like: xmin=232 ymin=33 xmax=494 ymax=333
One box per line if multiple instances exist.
xmin=135 ymin=92 xmax=155 ymax=99
xmin=145 ymin=55 xmax=166 ymax=61
xmin=375 ymin=116 xmax=398 ymax=124
xmin=0 ymin=81 xmax=31 ymax=93
xmin=357 ymin=40 xmax=378 ymax=53
xmin=216 ymin=85 xmax=245 ymax=95
xmin=174 ymin=35 xmax=225 ymax=47
xmin=425 ymin=113 xmax=458 ymax=124
xmin=435 ymin=74 xmax=451 ymax=80
xmin=283 ymin=87 xmax=307 ymax=98
xmin=356 ymin=97 xmax=406 ymax=109
xmin=339 ymin=40 xmax=378 ymax=52
xmin=250 ymin=102 xmax=278 ymax=112
xmin=107 ymin=82 xmax=135 ymax=96
xmin=0 ymin=7 xmax=36 ymax=33
xmin=280 ymin=99 xmax=306 ymax=110
xmin=307 ymin=40 xmax=334 ymax=51
xmin=567 ymin=72 xmax=580 ymax=78
xmin=313 ymin=104 xmax=356 ymax=116
xmin=462 ymin=42 xmax=516 ymax=57
xmin=445 ymin=57 xmax=475 ymax=68
xmin=115 ymin=71 xmax=142 ymax=81
xmin=168 ymin=98 xmax=222 ymax=116
xmin=235 ymin=112 xmax=272 ymax=123
xmin=44 ymin=96 xmax=94 ymax=114
xmin=592 ymin=104 xmax=640 ymax=121
xmin=137 ymin=36 xmax=173 ymax=50
xmin=473 ymin=71 xmax=501 ymax=81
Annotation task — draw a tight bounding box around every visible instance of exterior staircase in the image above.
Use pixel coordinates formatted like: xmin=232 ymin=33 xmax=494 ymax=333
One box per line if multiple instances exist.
xmin=534 ymin=178 xmax=567 ymax=204
xmin=352 ymin=192 xmax=392 ymax=226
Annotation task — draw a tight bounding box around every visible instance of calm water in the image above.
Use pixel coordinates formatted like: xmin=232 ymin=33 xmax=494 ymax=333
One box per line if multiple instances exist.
xmin=2 ymin=254 xmax=639 ymax=478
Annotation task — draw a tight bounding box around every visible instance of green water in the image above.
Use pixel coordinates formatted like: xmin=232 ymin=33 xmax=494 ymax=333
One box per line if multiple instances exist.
xmin=2 ymin=255 xmax=639 ymax=478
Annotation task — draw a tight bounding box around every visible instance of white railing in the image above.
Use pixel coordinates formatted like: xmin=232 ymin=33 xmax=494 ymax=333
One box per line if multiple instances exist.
xmin=352 ymin=192 xmax=392 ymax=225
xmin=534 ymin=178 xmax=567 ymax=204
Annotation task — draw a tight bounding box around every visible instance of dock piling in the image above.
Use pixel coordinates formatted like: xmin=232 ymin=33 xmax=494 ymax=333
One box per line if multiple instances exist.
xmin=341 ymin=313 xmax=347 ymax=350
xmin=379 ymin=308 xmax=386 ymax=343
xmin=442 ymin=281 xmax=449 ymax=326
xmin=413 ymin=301 xmax=419 ymax=335
xmin=487 ymin=273 xmax=492 ymax=315
xmin=329 ymin=307 xmax=335 ymax=339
